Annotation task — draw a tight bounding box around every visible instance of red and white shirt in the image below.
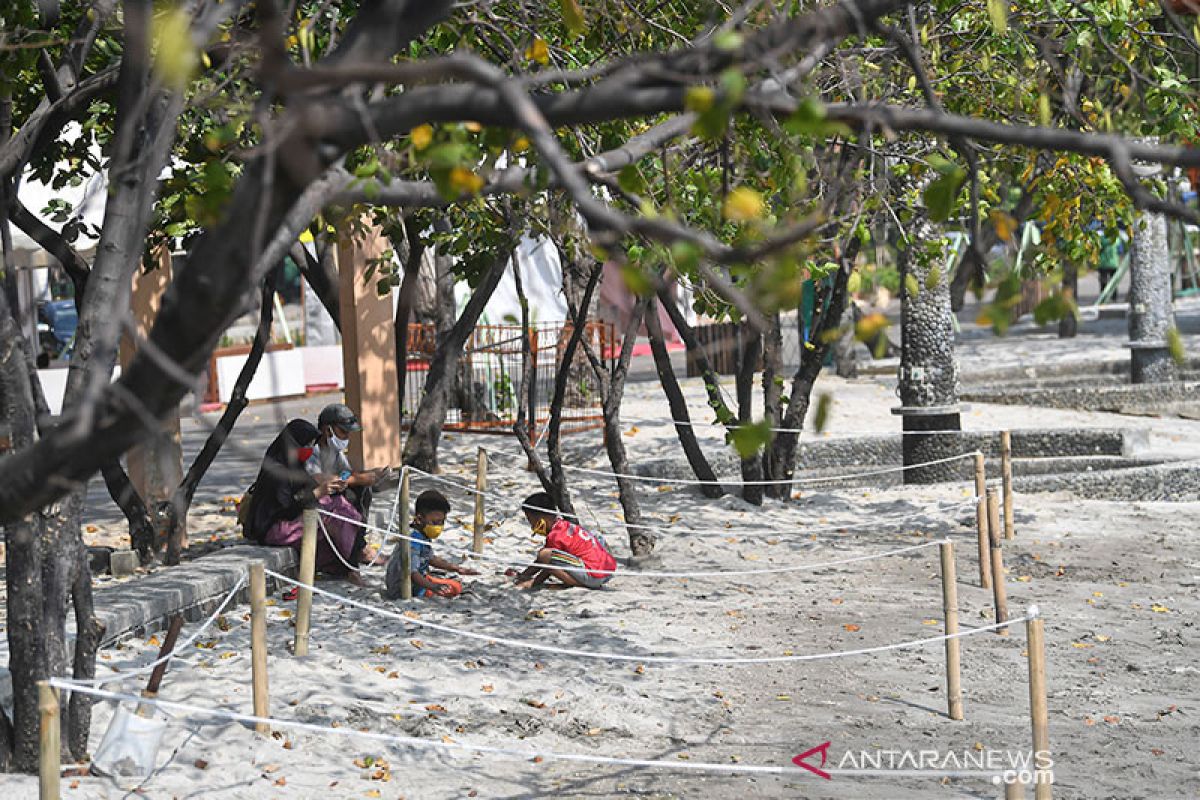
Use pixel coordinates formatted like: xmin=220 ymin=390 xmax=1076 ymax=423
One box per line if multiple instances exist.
xmin=546 ymin=519 xmax=617 ymax=578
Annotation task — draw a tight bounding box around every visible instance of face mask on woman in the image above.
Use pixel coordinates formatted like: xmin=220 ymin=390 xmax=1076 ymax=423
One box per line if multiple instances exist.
xmin=329 ymin=433 xmax=350 ymax=452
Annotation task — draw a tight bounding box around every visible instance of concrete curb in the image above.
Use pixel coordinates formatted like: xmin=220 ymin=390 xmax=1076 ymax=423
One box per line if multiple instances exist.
xmin=93 ymin=544 xmax=298 ymax=648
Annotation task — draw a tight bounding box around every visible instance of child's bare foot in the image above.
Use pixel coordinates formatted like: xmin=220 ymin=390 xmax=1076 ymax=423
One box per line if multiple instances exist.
xmin=515 ymin=579 xmax=534 ymax=590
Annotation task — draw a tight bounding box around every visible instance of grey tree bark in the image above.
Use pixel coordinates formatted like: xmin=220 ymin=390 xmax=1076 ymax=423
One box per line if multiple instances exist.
xmin=1128 ymin=211 xmax=1178 ymax=383
xmin=896 ymin=241 xmax=962 ymax=484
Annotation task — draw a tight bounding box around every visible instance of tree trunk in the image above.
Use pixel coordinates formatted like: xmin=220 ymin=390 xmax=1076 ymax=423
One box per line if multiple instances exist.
xmin=170 ymin=266 xmax=281 ymax=561
xmin=68 ymin=532 xmax=103 ymax=761
xmin=760 ymin=314 xmax=784 ymax=498
xmin=512 ymin=248 xmax=557 ymax=495
xmin=591 ymin=296 xmax=655 ymax=555
xmin=734 ymin=327 xmax=764 ymax=505
xmin=292 ymin=237 xmax=340 ymax=328
xmin=100 ymin=463 xmax=157 ymax=560
xmin=770 ymin=251 xmax=854 ymax=495
xmin=544 ymin=261 xmax=603 ymax=516
xmin=403 ymin=251 xmax=508 ymax=472
xmin=644 ymin=298 xmax=722 ymax=498
xmin=1058 ymin=261 xmax=1078 ymax=339
xmin=392 ymin=226 xmax=424 ymax=435
xmin=655 ymin=285 xmax=738 ymax=425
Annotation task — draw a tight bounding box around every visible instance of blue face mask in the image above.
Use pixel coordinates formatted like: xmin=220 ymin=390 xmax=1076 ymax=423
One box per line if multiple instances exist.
xmin=330 ymin=434 xmax=350 ymax=452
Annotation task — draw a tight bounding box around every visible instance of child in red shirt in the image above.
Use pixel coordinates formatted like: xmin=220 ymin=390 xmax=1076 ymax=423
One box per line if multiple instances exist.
xmin=512 ymin=491 xmax=616 ymax=590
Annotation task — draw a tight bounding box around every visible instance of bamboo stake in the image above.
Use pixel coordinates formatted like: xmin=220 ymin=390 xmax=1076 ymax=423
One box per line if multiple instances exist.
xmin=472 ymin=447 xmax=487 ymax=554
xmin=1026 ymin=610 xmax=1052 ymax=800
xmin=38 ymin=681 xmax=60 ymax=800
xmin=399 ymin=468 xmax=412 ymax=600
xmin=1001 ymin=430 xmax=1015 ymax=540
xmin=249 ymin=563 xmax=270 ymax=733
xmin=293 ymin=508 xmax=318 ymax=657
xmin=938 ymin=541 xmax=963 ymax=721
xmin=974 ymin=451 xmax=992 ymax=588
xmin=987 ymin=489 xmax=1009 ymax=636
xmin=1006 ymin=778 xmax=1027 ymax=799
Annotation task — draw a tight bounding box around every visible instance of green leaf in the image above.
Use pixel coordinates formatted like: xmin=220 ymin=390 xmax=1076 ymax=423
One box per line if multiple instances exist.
xmin=619 ymin=263 xmax=654 ymax=296
xmin=987 ymin=0 xmax=1008 ymax=33
xmin=685 ymin=86 xmax=716 ymax=113
xmin=729 ymin=420 xmax=772 ymax=459
xmin=847 ymin=271 xmax=862 ymax=294
xmin=560 ymin=0 xmax=586 ymax=38
xmin=813 ymin=393 xmax=833 ymax=433
xmin=152 ymin=8 xmax=199 ymax=89
xmin=713 ymin=31 xmax=743 ymax=51
xmin=922 ymin=164 xmax=967 ymax=222
xmin=1167 ymin=326 xmax=1186 ymax=365
xmin=924 ymin=265 xmax=941 ymax=291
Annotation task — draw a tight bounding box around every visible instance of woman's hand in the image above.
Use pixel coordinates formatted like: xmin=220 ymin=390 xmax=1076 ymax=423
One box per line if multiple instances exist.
xmin=314 ymin=475 xmax=346 ymax=499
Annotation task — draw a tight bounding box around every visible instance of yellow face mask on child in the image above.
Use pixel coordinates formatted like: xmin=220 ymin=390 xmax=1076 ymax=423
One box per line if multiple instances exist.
xmin=422 ymin=524 xmax=444 ymax=540
xmin=531 ymin=518 xmax=548 ymax=536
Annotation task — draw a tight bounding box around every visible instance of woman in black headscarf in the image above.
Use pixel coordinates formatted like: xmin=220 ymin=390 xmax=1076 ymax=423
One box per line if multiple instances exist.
xmin=243 ymin=419 xmax=365 ymax=585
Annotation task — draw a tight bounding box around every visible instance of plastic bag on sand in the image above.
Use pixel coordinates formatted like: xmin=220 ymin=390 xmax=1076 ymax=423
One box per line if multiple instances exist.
xmin=91 ymin=705 xmax=166 ymax=780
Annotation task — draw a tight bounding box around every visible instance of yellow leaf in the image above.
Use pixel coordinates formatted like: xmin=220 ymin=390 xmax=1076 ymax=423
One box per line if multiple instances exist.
xmin=1096 ymin=635 xmax=1111 ymax=643
xmin=482 ymin=684 xmax=494 ymax=693
xmin=410 ymin=639 xmax=424 ymax=649
xmin=448 ymin=167 xmax=484 ymax=195
xmin=1016 ymin=575 xmax=1032 ymax=582
xmin=989 ymin=209 xmax=1017 ymax=241
xmin=464 ymin=121 xmax=482 ymax=133
xmin=723 ymin=187 xmax=765 ymax=222
xmin=365 ymin=791 xmax=382 ymax=798
xmin=525 ymin=38 xmax=550 ymax=65
xmin=410 ymin=124 xmax=433 ymax=150
xmin=1071 ymin=641 xmax=1093 ymax=649
xmin=843 ymin=624 xmax=861 ymax=632
xmin=512 ymin=136 xmax=530 ymax=152
xmin=1092 ymin=591 xmax=1103 ymax=598
xmin=1151 ymin=604 xmax=1170 ymax=613
xmin=775 ymin=694 xmax=791 ymax=701
xmin=922 ymin=619 xmax=940 ymax=625
xmin=152 ymin=8 xmax=200 ymax=89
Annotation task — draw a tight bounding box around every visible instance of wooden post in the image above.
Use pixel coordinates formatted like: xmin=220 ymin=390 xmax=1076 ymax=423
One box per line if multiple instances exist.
xmin=1006 ymin=779 xmax=1027 ymax=799
xmin=974 ymin=451 xmax=991 ymax=588
xmin=1001 ymin=430 xmax=1015 ymax=540
xmin=987 ymin=490 xmax=1009 ymax=636
xmin=938 ymin=541 xmax=964 ymax=721
xmin=472 ymin=448 xmax=487 ymax=554
xmin=38 ymin=681 xmax=60 ymax=800
xmin=293 ymin=509 xmax=318 ymax=656
xmin=249 ymin=563 xmax=270 ymax=733
xmin=398 ymin=468 xmax=412 ymax=600
xmin=1026 ymin=610 xmax=1052 ymax=800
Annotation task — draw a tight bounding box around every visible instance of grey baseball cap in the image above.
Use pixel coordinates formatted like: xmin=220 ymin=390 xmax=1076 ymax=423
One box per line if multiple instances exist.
xmin=317 ymin=403 xmax=362 ymax=431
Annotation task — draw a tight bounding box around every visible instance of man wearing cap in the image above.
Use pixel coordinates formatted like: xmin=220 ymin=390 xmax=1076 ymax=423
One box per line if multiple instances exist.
xmin=305 ymin=403 xmax=395 ymax=565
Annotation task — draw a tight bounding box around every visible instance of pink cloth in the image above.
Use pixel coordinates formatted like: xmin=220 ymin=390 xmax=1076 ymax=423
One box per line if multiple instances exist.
xmin=264 ymin=494 xmax=362 ymax=573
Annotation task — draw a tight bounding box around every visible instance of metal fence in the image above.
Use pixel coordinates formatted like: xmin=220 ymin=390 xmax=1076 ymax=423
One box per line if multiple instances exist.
xmin=403 ymin=322 xmax=615 ymax=436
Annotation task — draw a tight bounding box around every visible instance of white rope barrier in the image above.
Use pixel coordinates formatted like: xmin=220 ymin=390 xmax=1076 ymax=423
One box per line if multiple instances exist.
xmin=49 ymin=679 xmax=809 ymax=776
xmin=485 ymin=446 xmax=981 ymax=487
xmin=616 ymin=415 xmax=1015 ymax=437
xmin=406 ymin=465 xmax=978 ymax=537
xmin=265 ymin=569 xmax=1030 ymax=665
xmin=82 ymin=576 xmax=247 ymax=686
xmin=315 ymin=512 xmax=389 ymax=574
xmin=315 ymin=506 xmax=948 ymax=579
